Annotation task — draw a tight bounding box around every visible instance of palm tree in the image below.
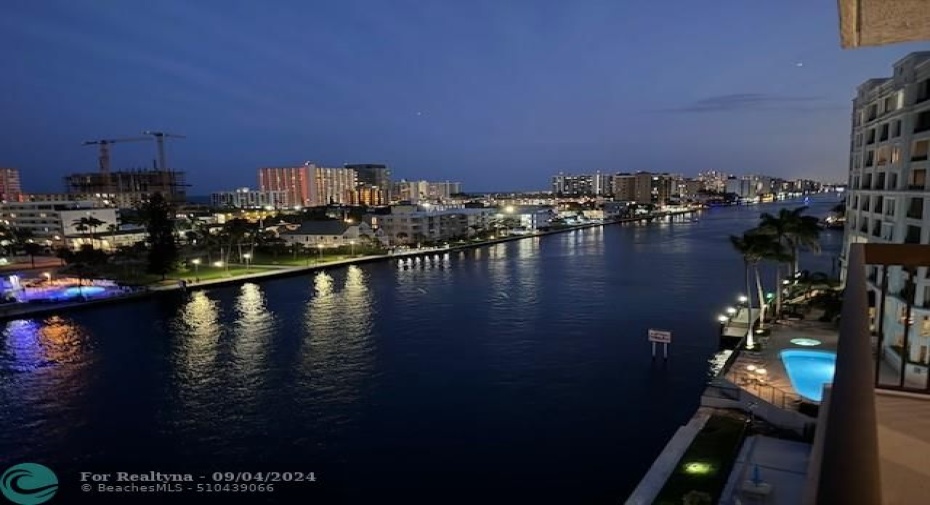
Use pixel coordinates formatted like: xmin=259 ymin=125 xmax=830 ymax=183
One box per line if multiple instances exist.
xmin=730 ymin=231 xmax=780 ymax=346
xmin=758 ymin=210 xmax=799 ymax=316
xmin=23 ymin=242 xmax=42 ymax=268
xmin=767 ymin=207 xmax=821 ymax=276
xmin=85 ymin=217 xmax=105 ymax=249
xmin=761 ymin=236 xmax=794 ymax=319
xmin=72 ymin=218 xmax=90 ymax=248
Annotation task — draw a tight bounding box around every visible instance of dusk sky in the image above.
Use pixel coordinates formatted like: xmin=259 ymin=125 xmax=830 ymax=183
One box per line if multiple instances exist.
xmin=3 ymin=1 xmax=929 ymax=194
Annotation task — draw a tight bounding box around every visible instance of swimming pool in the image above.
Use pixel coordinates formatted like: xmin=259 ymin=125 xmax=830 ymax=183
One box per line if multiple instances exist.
xmin=780 ymin=349 xmax=836 ymax=402
xmin=62 ymin=286 xmax=106 ymax=298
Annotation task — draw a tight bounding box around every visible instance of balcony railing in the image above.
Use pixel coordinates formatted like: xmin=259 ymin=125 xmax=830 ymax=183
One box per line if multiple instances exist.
xmin=865 ymin=245 xmax=930 ymax=394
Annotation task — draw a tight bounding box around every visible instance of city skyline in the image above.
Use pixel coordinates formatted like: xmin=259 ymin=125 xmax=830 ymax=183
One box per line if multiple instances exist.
xmin=3 ymin=1 xmax=929 ymax=194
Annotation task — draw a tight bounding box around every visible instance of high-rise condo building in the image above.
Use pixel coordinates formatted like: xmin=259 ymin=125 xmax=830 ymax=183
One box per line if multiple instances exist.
xmin=311 ymin=166 xmax=357 ymax=206
xmin=552 ymin=172 xmax=612 ymax=197
xmin=345 ymin=163 xmax=391 ymax=205
xmin=0 ymin=168 xmax=23 ymax=202
xmin=259 ymin=164 xmax=314 ymax=208
xmin=843 ymin=51 xmax=930 ymax=375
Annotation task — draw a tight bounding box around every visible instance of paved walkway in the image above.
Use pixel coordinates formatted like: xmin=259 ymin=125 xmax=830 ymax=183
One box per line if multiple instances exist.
xmin=723 ymin=307 xmax=761 ymax=338
xmin=719 ymin=435 xmax=811 ymax=505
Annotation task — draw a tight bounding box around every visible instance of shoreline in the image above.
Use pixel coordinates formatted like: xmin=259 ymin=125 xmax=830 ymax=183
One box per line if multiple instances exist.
xmin=0 ymin=209 xmax=696 ymax=321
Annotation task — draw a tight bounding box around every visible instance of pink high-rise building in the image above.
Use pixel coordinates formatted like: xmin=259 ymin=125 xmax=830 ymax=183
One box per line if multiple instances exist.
xmin=258 ymin=164 xmax=314 ymax=208
xmin=0 ymin=168 xmax=22 ymax=202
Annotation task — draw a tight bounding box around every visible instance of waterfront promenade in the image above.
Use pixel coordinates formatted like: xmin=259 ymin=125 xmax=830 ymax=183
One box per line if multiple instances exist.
xmin=0 ymin=210 xmax=695 ymax=321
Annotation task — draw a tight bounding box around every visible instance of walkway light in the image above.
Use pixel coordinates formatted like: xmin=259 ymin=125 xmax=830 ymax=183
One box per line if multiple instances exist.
xmin=738 ymin=295 xmax=748 ymax=303
xmin=726 ymin=307 xmax=737 ymax=315
xmin=717 ymin=315 xmax=729 ymax=323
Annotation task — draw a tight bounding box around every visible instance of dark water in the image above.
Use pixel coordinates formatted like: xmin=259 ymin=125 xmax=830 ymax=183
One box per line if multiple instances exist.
xmin=0 ymin=196 xmax=842 ymax=504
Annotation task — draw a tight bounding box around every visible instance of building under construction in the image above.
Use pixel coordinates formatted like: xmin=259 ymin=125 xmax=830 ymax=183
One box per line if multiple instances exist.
xmin=64 ymin=169 xmax=187 ymax=208
xmin=70 ymin=130 xmax=188 ymax=208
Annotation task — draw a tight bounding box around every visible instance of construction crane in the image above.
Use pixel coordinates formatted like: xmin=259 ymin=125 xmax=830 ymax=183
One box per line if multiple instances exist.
xmin=142 ymin=131 xmax=186 ymax=172
xmin=82 ymin=137 xmax=149 ymax=178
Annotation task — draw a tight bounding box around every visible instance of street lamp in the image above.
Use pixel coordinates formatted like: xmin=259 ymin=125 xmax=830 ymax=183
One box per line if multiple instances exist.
xmin=738 ymin=295 xmax=748 ymax=304
xmin=717 ymin=315 xmax=729 ymax=323
xmin=242 ymin=253 xmax=252 ymax=271
xmin=726 ymin=307 xmax=737 ymax=315
xmin=213 ymin=261 xmax=223 ymax=268
xmin=350 ymin=240 xmax=356 ymax=257
xmin=317 ymin=243 xmax=324 ymax=262
xmin=43 ymin=272 xmax=52 ymax=283
xmin=192 ymin=258 xmax=201 ymax=276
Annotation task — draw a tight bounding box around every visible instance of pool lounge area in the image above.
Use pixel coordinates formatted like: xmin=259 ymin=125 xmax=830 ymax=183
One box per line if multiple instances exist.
xmin=720 ymin=313 xmax=841 ymax=412
xmin=3 ymin=275 xmax=125 ymax=304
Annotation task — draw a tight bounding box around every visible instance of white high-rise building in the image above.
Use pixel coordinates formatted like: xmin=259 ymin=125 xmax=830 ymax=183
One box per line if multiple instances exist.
xmin=843 ymin=51 xmax=930 ymax=377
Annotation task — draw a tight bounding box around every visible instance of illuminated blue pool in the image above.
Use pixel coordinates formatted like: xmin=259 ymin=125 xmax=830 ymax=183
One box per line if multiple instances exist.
xmin=62 ymin=286 xmax=106 ymax=298
xmin=780 ymin=349 xmax=836 ymax=402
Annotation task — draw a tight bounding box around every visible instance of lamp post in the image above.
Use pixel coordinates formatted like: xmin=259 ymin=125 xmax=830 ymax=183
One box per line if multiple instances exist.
xmin=350 ymin=240 xmax=356 ymax=257
xmin=192 ymin=258 xmax=201 ymax=276
xmin=242 ymin=253 xmax=252 ymax=271
xmin=317 ymin=243 xmax=324 ymax=262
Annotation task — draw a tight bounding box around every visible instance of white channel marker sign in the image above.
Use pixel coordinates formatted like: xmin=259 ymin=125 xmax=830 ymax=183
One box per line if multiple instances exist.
xmin=648 ymin=329 xmax=672 ymax=344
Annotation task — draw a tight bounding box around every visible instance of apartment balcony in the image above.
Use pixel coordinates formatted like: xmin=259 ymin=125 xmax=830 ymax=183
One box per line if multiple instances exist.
xmin=803 ymin=244 xmax=930 ymax=505
xmin=907 ymin=183 xmax=926 ymax=191
xmin=914 ymin=154 xmax=929 ymax=162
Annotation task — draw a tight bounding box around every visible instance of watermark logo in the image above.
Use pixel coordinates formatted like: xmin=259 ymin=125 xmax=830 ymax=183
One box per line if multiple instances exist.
xmin=0 ymin=464 xmax=58 ymax=505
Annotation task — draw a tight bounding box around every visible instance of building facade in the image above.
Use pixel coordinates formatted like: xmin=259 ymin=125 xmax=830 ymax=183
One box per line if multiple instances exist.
xmin=345 ymin=163 xmax=391 ymax=205
xmin=259 ymin=164 xmax=313 ymax=208
xmin=371 ymin=205 xmax=495 ymax=245
xmin=0 ymin=201 xmax=117 ymax=244
xmin=391 ymin=180 xmax=463 ymax=203
xmin=0 ymin=168 xmax=22 ymax=202
xmin=552 ymin=172 xmax=613 ymax=198
xmin=310 ymin=167 xmax=357 ymax=206
xmin=611 ymin=172 xmax=654 ymax=203
xmin=278 ymin=220 xmax=377 ymax=248
xmin=64 ymin=169 xmax=187 ymax=207
xmin=211 ymin=188 xmax=288 ymax=209
xmin=843 ymin=51 xmax=930 ymax=378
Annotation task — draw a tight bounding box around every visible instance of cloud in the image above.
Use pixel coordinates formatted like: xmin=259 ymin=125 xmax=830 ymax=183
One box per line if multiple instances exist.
xmin=659 ymin=93 xmax=843 ymax=113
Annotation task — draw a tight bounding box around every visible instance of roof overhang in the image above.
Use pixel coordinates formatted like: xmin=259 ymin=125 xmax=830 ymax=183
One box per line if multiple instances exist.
xmin=839 ymin=0 xmax=930 ymax=48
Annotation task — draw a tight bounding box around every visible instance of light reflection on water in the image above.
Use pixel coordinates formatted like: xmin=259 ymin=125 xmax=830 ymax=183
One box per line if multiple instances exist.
xmin=301 ymin=267 xmax=375 ymax=413
xmin=0 ymin=316 xmax=93 ymax=460
xmin=232 ymin=283 xmax=274 ymax=384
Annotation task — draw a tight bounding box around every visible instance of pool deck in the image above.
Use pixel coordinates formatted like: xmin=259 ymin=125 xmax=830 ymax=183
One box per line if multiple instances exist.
xmin=723 ymin=311 xmax=839 ymax=410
